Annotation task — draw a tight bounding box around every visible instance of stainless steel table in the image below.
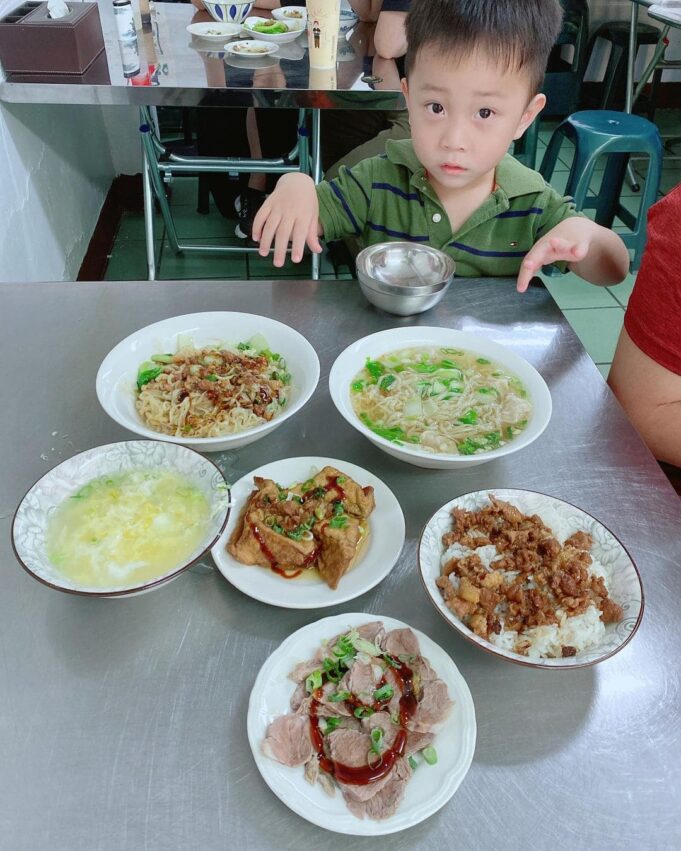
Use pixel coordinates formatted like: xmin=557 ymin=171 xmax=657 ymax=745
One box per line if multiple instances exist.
xmin=2 ymin=278 xmax=680 ymax=851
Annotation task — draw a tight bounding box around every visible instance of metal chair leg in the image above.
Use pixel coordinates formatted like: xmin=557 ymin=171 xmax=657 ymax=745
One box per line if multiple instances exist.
xmin=142 ymin=148 xmax=157 ymax=281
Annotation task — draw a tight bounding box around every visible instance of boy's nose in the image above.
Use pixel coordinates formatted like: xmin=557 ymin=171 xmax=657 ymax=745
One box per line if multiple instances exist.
xmin=440 ymin=122 xmax=466 ymax=151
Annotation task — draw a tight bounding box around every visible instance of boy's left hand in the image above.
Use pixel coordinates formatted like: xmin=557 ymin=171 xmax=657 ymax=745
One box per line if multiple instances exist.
xmin=516 ymin=236 xmax=590 ymax=293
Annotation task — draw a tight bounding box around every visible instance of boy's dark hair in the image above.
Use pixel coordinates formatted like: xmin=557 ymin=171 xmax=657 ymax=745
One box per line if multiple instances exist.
xmin=405 ymin=0 xmax=563 ymax=94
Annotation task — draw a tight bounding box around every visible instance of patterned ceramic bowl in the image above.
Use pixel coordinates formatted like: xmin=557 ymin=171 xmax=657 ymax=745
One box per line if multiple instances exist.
xmin=418 ymin=489 xmax=644 ymax=669
xmin=204 ymin=0 xmax=254 ymax=25
xmin=12 ymin=441 xmax=231 ymax=597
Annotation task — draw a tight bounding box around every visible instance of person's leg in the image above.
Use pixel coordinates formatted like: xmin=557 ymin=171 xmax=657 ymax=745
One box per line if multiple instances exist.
xmin=325 ymin=110 xmax=410 ymax=180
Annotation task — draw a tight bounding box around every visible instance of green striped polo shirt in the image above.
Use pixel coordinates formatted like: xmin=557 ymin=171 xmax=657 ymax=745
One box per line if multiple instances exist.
xmin=317 ymin=139 xmax=579 ymax=277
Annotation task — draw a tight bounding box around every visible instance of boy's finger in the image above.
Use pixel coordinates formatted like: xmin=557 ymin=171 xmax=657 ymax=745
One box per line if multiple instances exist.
xmin=290 ymin=218 xmax=308 ymax=263
xmin=306 ymin=219 xmax=323 ymax=255
xmin=272 ymin=220 xmax=293 ymax=267
xmin=257 ymin=211 xmax=282 ymax=258
xmin=516 ymin=249 xmax=543 ymax=292
xmin=570 ymin=240 xmax=589 ymax=262
xmin=251 ymin=202 xmax=268 ymax=243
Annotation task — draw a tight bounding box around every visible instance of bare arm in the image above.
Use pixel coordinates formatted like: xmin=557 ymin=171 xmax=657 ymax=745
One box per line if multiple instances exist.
xmin=190 ymin=0 xmax=205 ymax=10
xmin=608 ymin=327 xmax=681 ymax=467
xmin=517 ymin=217 xmax=630 ymax=292
xmin=373 ymin=11 xmax=407 ymax=58
xmin=347 ymin=0 xmax=383 ymax=22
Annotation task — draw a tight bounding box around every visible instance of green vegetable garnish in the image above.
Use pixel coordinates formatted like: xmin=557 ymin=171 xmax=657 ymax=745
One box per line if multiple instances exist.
xmin=422 ymin=746 xmax=438 ymax=765
xmin=150 ymin=353 xmax=173 ymax=364
xmin=351 ymin=380 xmax=364 ymax=392
xmin=329 ymin=516 xmax=348 ymax=529
xmin=323 ymin=717 xmax=342 ymax=734
xmin=370 ymin=727 xmax=384 ymax=754
xmin=379 ymin=374 xmax=396 ymax=392
xmin=457 ymin=437 xmax=482 ymax=456
xmin=136 ymin=365 xmax=162 ymax=389
xmin=305 ymin=669 xmax=323 ymax=694
xmin=328 ymin=690 xmax=351 ymax=703
xmin=237 ymin=342 xmax=250 ymax=350
xmin=336 ymin=476 xmax=346 ymax=484
xmin=353 ymin=706 xmax=375 ymax=719
xmin=205 ymin=374 xmax=218 ymax=382
xmin=476 ymin=357 xmax=491 ymax=364
xmin=359 ymin=413 xmax=420 ymax=445
xmin=408 ymin=755 xmax=419 ymax=770
xmin=458 ymin=409 xmax=478 ymax=425
xmin=364 ymin=358 xmax=386 ymax=381
xmin=272 ymin=523 xmax=284 ymax=535
xmin=374 ymin=684 xmax=394 ymax=702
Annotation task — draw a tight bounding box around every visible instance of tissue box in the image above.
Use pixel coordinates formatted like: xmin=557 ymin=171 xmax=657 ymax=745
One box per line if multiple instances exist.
xmin=0 ymin=1 xmax=105 ymax=74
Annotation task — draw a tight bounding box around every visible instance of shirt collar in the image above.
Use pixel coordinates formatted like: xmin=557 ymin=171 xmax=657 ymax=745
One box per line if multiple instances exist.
xmin=385 ymin=140 xmax=548 ymax=199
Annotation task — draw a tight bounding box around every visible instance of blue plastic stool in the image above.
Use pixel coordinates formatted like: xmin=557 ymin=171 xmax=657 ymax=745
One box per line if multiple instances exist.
xmin=539 ymin=110 xmax=663 ymax=269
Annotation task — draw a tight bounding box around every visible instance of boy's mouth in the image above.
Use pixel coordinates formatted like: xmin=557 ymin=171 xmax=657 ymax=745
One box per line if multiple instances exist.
xmin=440 ymin=163 xmax=466 ymax=175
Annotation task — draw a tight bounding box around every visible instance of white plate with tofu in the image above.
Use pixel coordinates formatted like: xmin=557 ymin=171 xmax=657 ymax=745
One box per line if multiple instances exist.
xmin=211 ymin=456 xmax=405 ymax=608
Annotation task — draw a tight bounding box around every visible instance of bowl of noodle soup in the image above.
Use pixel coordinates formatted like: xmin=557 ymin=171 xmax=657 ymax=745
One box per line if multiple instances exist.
xmin=329 ymin=327 xmax=551 ymax=469
xmin=96 ymin=313 xmax=320 ymax=452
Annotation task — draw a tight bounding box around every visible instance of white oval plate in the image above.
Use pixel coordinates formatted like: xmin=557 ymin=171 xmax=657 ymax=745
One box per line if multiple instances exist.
xmin=186 ymin=21 xmax=240 ymax=41
xmin=272 ymin=6 xmax=307 ymax=24
xmin=248 ymin=612 xmax=476 ymax=835
xmin=211 ymin=457 xmax=405 ymax=608
xmin=418 ymin=488 xmax=644 ymax=669
xmin=225 ymin=38 xmax=279 ymax=57
xmin=241 ymin=17 xmax=305 ymax=43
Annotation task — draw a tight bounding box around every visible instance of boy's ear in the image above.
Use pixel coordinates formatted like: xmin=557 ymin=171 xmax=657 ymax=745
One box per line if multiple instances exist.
xmin=513 ymin=93 xmax=546 ymax=140
xmin=401 ymin=77 xmax=409 ymax=103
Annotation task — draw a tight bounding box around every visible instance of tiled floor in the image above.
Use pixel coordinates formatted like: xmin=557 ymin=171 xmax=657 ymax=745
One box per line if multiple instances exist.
xmin=104 ymin=109 xmax=681 ymax=374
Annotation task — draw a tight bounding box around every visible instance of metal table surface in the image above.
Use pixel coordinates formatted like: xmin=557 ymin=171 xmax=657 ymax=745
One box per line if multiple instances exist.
xmin=1 ymin=278 xmax=680 ymax=851
xmin=0 ymin=2 xmax=404 ymax=109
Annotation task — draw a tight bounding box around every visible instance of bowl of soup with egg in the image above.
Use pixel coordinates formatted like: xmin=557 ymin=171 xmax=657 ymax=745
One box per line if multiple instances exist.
xmin=329 ymin=327 xmax=552 ymax=469
xmin=11 ymin=440 xmax=230 ymax=596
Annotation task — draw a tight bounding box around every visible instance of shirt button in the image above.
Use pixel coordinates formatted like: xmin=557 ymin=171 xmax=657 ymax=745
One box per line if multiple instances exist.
xmin=432 ymin=213 xmax=442 ymax=223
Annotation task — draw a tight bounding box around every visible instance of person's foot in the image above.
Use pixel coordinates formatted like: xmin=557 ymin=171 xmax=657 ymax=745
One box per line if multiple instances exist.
xmin=235 ymin=188 xmax=267 ymax=240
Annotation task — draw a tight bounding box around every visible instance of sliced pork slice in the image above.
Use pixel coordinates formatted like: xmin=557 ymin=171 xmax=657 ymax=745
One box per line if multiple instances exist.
xmin=406 ymin=678 xmax=453 ymax=732
xmin=344 ymin=660 xmax=382 ymax=706
xmin=262 ymin=714 xmax=313 ymax=766
xmin=382 ymin=627 xmax=420 ymax=659
xmin=345 ymin=757 xmax=412 ymax=820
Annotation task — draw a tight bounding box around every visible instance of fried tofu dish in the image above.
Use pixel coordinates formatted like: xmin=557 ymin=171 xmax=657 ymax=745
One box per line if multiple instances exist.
xmin=228 ymin=466 xmax=375 ymax=589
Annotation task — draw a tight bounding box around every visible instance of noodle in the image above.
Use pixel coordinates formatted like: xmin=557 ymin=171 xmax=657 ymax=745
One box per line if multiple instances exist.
xmin=135 ymin=341 xmax=290 ymax=438
xmin=350 ymin=346 xmax=531 ymax=455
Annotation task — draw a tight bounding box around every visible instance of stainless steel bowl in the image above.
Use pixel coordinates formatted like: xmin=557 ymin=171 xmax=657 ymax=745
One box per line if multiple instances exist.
xmin=356 ymin=242 xmax=455 ymax=316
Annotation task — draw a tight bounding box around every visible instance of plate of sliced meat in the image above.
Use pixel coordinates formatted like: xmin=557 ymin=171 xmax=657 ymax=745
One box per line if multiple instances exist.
xmin=248 ymin=614 xmax=476 ymax=834
xmin=419 ymin=489 xmax=644 ymax=668
xmin=211 ymin=457 xmax=405 ymax=608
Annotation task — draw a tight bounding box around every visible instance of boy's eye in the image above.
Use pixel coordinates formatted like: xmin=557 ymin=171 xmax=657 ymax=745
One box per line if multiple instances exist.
xmin=427 ymin=102 xmax=445 ymax=115
xmin=478 ymin=108 xmax=493 ymax=119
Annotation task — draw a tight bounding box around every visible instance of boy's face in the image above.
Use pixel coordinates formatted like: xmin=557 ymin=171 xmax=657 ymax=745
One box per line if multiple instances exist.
xmin=402 ymin=46 xmax=545 ymax=197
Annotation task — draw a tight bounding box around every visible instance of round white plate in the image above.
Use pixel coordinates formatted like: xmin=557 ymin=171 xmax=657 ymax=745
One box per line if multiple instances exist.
xmin=224 ymin=53 xmax=279 ymax=69
xmin=186 ymin=21 xmax=240 ymax=41
xmin=211 ymin=456 xmax=405 ymax=608
xmin=418 ymin=488 xmax=644 ymax=668
xmin=241 ymin=16 xmax=306 ymax=43
xmin=248 ymin=612 xmax=477 ymax=835
xmin=225 ymin=38 xmax=279 ymax=57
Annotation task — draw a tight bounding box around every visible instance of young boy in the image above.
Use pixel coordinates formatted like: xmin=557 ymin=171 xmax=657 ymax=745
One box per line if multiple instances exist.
xmin=253 ymin=0 xmax=630 ymax=292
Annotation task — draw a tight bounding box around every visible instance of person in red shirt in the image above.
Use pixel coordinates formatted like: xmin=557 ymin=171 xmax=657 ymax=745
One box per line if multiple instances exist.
xmin=609 ymin=182 xmax=681 ymax=487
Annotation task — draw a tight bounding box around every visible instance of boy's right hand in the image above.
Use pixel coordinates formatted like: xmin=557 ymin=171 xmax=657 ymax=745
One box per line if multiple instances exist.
xmin=252 ymin=173 xmax=323 ymax=267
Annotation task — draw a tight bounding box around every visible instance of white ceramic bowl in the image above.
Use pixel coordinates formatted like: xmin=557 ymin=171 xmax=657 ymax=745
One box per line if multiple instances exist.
xmin=241 ymin=16 xmax=306 ymax=43
xmin=96 ymin=312 xmax=320 ymax=453
xmin=328 ymin=326 xmax=552 ymax=469
xmin=11 ymin=440 xmax=231 ymax=597
xmin=225 ymin=39 xmax=279 ymax=57
xmin=339 ymin=7 xmax=359 ymax=31
xmin=203 ymin=0 xmax=253 ymax=24
xmin=186 ymin=21 xmax=240 ymax=41
xmin=418 ymin=489 xmax=644 ymax=668
xmin=272 ymin=5 xmax=307 ymax=25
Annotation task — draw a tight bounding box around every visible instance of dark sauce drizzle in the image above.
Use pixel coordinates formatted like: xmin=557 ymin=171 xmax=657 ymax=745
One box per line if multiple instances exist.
xmin=309 ymin=658 xmax=416 ymax=786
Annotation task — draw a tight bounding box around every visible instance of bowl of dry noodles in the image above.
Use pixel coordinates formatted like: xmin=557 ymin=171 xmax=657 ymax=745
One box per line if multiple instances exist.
xmin=329 ymin=326 xmax=551 ymax=469
xmin=96 ymin=312 xmax=320 ymax=452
